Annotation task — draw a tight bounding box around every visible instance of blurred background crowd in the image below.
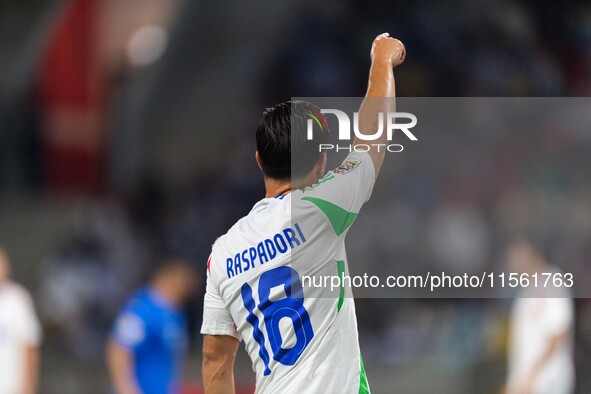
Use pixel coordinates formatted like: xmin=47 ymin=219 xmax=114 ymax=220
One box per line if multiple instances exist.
xmin=1 ymin=0 xmax=591 ymax=393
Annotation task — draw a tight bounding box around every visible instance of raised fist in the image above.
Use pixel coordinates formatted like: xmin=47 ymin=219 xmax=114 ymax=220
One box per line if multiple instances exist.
xmin=370 ymin=33 xmax=406 ymax=68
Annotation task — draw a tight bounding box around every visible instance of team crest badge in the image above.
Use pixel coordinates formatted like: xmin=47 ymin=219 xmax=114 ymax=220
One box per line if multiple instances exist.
xmin=332 ymin=160 xmax=360 ymax=175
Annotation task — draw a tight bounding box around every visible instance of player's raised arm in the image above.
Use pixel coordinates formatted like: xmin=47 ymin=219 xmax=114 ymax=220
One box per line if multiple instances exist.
xmin=355 ymin=33 xmax=405 ymax=178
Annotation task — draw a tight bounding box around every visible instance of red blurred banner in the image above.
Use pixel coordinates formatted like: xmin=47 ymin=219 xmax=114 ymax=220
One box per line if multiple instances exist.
xmin=37 ymin=0 xmax=107 ymax=194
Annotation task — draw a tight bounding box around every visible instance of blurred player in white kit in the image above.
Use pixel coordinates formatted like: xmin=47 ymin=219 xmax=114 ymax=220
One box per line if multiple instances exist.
xmin=504 ymin=238 xmax=574 ymax=394
xmin=0 ymin=248 xmax=42 ymax=394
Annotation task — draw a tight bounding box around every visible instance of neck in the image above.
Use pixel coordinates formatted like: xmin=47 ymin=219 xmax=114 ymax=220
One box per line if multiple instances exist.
xmin=264 ymin=171 xmax=322 ymax=198
xmin=264 ymin=178 xmax=292 ymax=198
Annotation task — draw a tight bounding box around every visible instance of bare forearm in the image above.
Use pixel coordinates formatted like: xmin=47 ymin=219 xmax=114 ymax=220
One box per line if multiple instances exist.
xmin=356 ymin=59 xmax=396 ymax=146
xmin=23 ymin=346 xmax=39 ymax=394
xmin=355 ymin=33 xmax=405 ymax=177
xmin=202 ymin=335 xmax=239 ymax=394
xmin=203 ymin=360 xmax=235 ymax=394
xmin=367 ymin=59 xmax=396 ymax=98
xmin=106 ymin=341 xmax=141 ymax=394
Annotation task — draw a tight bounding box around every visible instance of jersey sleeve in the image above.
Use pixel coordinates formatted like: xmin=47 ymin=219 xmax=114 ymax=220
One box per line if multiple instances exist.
xmin=299 ymin=151 xmax=375 ymax=236
xmin=111 ymin=309 xmax=148 ymax=352
xmin=15 ymin=289 xmax=42 ymax=346
xmin=541 ymin=297 xmax=573 ymax=336
xmin=201 ymin=258 xmax=242 ymax=340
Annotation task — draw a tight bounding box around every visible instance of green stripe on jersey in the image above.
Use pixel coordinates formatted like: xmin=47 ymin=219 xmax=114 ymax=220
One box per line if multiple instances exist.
xmin=301 ymin=197 xmax=357 ymax=236
xmin=359 ymin=354 xmax=370 ymax=394
xmin=336 ymin=260 xmax=345 ymax=312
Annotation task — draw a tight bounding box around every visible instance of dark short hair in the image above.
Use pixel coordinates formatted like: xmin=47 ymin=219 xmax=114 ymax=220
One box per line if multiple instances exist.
xmin=256 ymin=100 xmax=329 ymax=180
xmin=149 ymin=256 xmax=194 ymax=281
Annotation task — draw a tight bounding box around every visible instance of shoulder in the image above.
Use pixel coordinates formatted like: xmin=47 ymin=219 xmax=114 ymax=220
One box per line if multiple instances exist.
xmin=112 ymin=290 xmax=154 ymax=343
xmin=303 ymin=152 xmax=374 ymax=194
xmin=0 ymin=282 xmax=34 ymax=308
xmin=121 ymin=289 xmax=154 ymax=320
xmin=209 ymin=199 xmax=273 ymax=260
xmin=208 ymin=198 xmax=291 ymax=278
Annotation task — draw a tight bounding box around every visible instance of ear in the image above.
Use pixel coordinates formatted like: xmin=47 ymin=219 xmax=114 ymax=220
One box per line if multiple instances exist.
xmin=255 ymin=151 xmax=262 ymax=169
xmin=316 ymin=153 xmax=327 ymax=178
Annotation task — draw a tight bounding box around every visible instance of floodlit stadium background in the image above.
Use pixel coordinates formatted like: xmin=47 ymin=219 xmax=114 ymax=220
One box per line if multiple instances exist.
xmin=1 ymin=0 xmax=591 ymax=393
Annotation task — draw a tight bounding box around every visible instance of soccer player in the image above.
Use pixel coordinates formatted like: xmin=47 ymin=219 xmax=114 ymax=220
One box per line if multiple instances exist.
xmin=0 ymin=247 xmax=41 ymax=394
xmin=504 ymin=238 xmax=574 ymax=394
xmin=106 ymin=258 xmax=198 ymax=394
xmin=200 ymin=33 xmax=405 ymax=393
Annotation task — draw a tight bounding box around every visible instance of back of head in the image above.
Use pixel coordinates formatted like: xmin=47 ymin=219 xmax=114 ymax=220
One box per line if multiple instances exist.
xmin=151 ymin=257 xmax=193 ymax=280
xmin=505 ymin=236 xmax=547 ymax=273
xmin=150 ymin=257 xmax=198 ymax=301
xmin=256 ymin=100 xmax=329 ymax=181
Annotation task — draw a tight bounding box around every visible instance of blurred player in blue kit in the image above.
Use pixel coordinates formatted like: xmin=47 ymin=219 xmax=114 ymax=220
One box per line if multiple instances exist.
xmin=106 ymin=258 xmax=198 ymax=394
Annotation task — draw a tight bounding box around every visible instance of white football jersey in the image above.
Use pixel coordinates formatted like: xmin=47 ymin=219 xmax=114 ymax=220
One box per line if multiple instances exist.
xmin=0 ymin=282 xmax=42 ymax=394
xmin=507 ymin=281 xmax=574 ymax=394
xmin=201 ymin=151 xmax=375 ymax=394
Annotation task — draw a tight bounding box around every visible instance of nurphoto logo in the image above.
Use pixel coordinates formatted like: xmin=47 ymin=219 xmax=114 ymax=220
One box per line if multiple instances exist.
xmin=307 ymin=109 xmax=418 ymax=153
